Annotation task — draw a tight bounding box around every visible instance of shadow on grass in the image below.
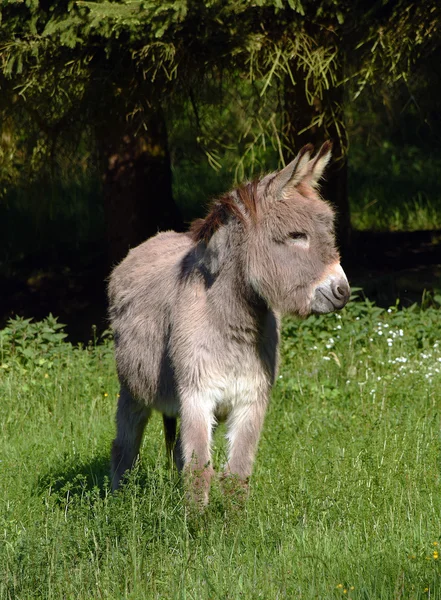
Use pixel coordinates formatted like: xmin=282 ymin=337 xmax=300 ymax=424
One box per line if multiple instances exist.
xmin=34 ymin=453 xmax=183 ymax=509
xmin=35 ymin=454 xmax=111 ymax=502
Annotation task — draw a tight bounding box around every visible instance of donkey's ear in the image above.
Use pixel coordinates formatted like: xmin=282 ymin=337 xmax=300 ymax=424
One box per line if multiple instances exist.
xmin=307 ymin=140 xmax=333 ymax=188
xmin=270 ymin=144 xmax=314 ymax=197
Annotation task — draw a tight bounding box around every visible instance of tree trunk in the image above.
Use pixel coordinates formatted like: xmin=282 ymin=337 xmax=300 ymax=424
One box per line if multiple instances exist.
xmin=99 ymin=108 xmax=184 ymax=267
xmin=284 ymin=66 xmax=351 ymax=258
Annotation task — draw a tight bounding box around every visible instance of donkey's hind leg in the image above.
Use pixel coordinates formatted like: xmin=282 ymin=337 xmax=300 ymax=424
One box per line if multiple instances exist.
xmin=173 ymin=430 xmax=184 ymax=473
xmin=162 ymin=415 xmax=177 ymax=467
xmin=111 ymin=386 xmax=151 ymax=491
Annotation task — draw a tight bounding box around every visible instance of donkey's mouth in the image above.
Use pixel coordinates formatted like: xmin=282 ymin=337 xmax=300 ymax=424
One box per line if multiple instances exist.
xmin=311 ymin=287 xmax=347 ymax=314
xmin=312 ymin=289 xmax=337 ymax=313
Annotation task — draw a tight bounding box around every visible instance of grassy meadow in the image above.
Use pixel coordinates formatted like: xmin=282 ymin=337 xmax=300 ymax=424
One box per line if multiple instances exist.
xmin=1 ymin=298 xmax=441 ymax=599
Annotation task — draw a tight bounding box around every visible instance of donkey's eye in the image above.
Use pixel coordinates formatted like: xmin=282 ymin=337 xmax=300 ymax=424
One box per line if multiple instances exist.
xmin=288 ymin=232 xmax=308 ymax=241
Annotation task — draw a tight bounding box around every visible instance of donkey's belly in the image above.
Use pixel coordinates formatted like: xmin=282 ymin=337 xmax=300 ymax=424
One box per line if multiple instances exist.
xmin=153 ymin=394 xmax=179 ymax=418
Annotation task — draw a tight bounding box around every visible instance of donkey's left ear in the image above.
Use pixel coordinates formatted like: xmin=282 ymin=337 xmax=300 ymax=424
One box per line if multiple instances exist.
xmin=267 ymin=144 xmax=314 ymax=199
xmin=307 ymin=141 xmax=333 ymax=188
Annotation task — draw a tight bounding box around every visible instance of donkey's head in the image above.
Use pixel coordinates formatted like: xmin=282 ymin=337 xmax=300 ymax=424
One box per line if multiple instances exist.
xmin=191 ymin=142 xmax=350 ymax=317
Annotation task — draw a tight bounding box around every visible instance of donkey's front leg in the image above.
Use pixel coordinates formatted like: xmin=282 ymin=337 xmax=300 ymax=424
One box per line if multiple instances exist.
xmin=179 ymin=394 xmax=214 ymax=507
xmin=224 ymin=399 xmax=268 ymax=493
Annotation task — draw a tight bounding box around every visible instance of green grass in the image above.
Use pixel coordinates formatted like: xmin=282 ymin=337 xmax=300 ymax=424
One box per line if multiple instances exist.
xmin=1 ymin=301 xmax=441 ymax=599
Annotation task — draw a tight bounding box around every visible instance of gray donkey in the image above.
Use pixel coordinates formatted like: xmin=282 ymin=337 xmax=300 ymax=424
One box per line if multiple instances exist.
xmin=108 ymin=142 xmax=350 ymax=503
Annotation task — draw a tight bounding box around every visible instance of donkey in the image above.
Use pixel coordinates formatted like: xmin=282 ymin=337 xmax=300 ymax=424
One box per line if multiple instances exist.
xmin=108 ymin=142 xmax=350 ymax=504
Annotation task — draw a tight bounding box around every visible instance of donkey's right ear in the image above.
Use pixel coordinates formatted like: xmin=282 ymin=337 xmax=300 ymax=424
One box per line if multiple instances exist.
xmin=270 ymin=144 xmax=314 ymax=197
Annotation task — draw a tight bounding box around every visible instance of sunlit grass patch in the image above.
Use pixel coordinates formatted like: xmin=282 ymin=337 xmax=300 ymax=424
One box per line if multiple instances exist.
xmin=351 ymin=193 xmax=441 ymax=232
xmin=349 ymin=142 xmax=441 ymax=233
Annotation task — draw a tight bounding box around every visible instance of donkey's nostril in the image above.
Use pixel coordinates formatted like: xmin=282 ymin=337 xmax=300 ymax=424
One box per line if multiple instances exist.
xmin=332 ymin=283 xmax=343 ymax=299
xmin=331 ymin=280 xmax=350 ymax=305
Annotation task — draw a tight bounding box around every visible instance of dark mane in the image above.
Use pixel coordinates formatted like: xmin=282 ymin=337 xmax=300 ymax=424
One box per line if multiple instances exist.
xmin=189 ymin=181 xmax=258 ymax=243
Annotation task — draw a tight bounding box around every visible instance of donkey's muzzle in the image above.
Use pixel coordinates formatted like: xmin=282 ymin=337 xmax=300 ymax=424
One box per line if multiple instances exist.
xmin=310 ymin=263 xmax=350 ymax=314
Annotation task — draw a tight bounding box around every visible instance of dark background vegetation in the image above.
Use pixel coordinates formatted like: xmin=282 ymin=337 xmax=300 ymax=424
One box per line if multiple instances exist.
xmin=1 ymin=0 xmax=440 ymax=342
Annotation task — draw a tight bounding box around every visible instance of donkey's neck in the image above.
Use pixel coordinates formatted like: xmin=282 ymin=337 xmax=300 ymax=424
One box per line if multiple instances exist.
xmin=209 ymin=267 xmax=269 ymax=333
xmin=205 ymin=257 xmax=280 ymax=384
xmin=201 ymin=226 xmax=276 ymax=342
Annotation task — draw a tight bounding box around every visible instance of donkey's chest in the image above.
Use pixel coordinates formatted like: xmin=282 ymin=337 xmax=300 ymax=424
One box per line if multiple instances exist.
xmin=204 ymin=362 xmax=269 ymax=422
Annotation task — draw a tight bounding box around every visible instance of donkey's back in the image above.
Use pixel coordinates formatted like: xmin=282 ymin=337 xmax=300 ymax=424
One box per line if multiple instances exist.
xmin=109 ymin=231 xmax=192 ymax=404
